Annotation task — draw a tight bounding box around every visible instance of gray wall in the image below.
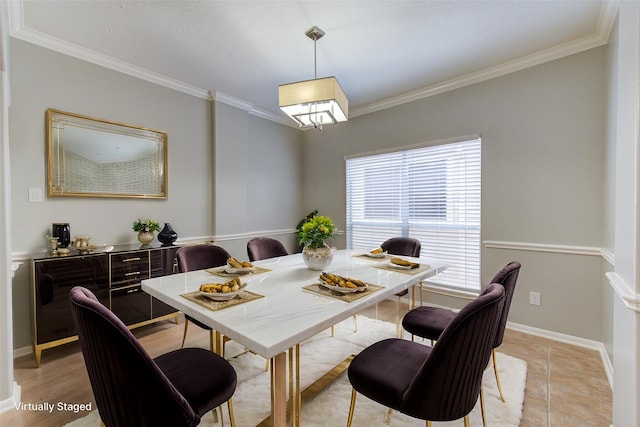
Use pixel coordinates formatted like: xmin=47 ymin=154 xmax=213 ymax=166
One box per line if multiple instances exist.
xmin=8 ymin=37 xmax=609 ymax=348
xmin=212 ymin=101 xmax=303 ymax=256
xmin=8 ymin=39 xmax=302 ymax=350
xmin=302 ymin=47 xmax=606 ymax=340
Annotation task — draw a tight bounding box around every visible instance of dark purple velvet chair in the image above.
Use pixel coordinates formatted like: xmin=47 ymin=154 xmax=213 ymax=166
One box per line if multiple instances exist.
xmin=246 ymin=237 xmax=289 ymax=261
xmin=402 ymin=261 xmax=521 ymax=404
xmin=176 ymin=244 xmax=231 ymax=351
xmin=381 ymin=236 xmax=422 ymax=258
xmin=381 ymin=237 xmax=422 ymax=300
xmin=70 ymin=286 xmax=237 ymax=427
xmin=378 ymin=237 xmax=422 ymax=332
xmin=347 ymin=283 xmax=505 ymax=427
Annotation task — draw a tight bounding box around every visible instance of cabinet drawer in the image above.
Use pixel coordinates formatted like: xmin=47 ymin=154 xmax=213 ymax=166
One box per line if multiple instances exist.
xmin=110 ymin=252 xmax=150 ymax=288
xmin=109 ymin=285 xmax=151 ymax=325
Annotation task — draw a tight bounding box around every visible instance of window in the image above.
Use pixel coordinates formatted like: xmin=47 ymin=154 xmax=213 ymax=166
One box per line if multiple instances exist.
xmin=346 ymin=136 xmax=481 ymax=291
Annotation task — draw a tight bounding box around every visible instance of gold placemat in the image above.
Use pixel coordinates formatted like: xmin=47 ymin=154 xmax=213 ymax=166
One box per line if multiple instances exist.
xmin=352 ymin=254 xmax=392 ymax=261
xmin=206 ymin=266 xmax=272 ymax=278
xmin=373 ymin=262 xmax=431 ymax=275
xmin=302 ymin=283 xmax=384 ymax=302
xmin=180 ymin=290 xmax=264 ymax=311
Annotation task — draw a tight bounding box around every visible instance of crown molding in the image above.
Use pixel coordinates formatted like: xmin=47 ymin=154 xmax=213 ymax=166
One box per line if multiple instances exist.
xmin=351 ymin=32 xmax=609 ymax=117
xmin=351 ymin=1 xmax=618 ymax=118
xmin=8 ymin=0 xmax=618 ymax=126
xmin=7 ymin=1 xmax=210 ymax=100
xmin=212 ymin=90 xmax=297 ymax=128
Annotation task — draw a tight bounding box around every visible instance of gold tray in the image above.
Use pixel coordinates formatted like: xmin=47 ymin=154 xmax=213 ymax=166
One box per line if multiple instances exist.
xmin=373 ymin=261 xmax=431 ymax=275
xmin=302 ymin=283 xmax=384 ymax=302
xmin=180 ymin=290 xmax=264 ymax=311
xmin=206 ymin=266 xmax=272 ymax=278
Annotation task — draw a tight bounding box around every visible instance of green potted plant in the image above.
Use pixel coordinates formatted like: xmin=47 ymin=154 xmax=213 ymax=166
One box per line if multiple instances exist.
xmin=132 ymin=218 xmax=160 ymax=245
xmin=298 ymin=214 xmax=335 ymax=270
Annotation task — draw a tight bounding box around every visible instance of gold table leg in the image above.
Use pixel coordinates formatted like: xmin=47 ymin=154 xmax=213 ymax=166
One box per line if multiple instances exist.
xmin=270 ymin=352 xmax=287 ymax=427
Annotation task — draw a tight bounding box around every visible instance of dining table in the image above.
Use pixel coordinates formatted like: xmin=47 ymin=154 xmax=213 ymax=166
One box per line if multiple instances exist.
xmin=141 ymin=248 xmax=447 ymax=427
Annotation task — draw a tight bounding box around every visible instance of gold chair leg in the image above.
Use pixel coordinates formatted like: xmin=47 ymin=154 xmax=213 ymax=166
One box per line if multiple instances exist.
xmin=346 ymin=389 xmax=357 ymax=427
xmin=353 ymin=314 xmax=358 ymax=332
xmin=480 ymin=384 xmax=487 ymax=427
xmin=211 ymin=407 xmax=219 ymax=423
xmin=331 ymin=325 xmax=335 ymax=337
xmin=384 ymin=408 xmax=393 ymax=424
xmin=227 ymin=398 xmax=236 ymax=427
xmin=396 ymin=295 xmax=402 ymax=337
xmin=426 ymin=421 xmax=432 ymax=427
xmin=181 ymin=318 xmax=190 ymax=348
xmin=492 ymin=349 xmax=506 ymax=402
xmin=210 ymin=330 xmax=215 ymax=353
xmin=463 ymin=415 xmax=470 ymax=427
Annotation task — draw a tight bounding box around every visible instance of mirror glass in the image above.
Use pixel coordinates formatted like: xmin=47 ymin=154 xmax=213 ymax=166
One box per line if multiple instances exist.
xmin=47 ymin=109 xmax=168 ymax=198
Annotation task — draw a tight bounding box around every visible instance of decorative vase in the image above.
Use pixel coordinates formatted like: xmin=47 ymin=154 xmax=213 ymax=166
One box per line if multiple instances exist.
xmin=302 ymin=243 xmax=334 ymax=271
xmin=137 ymin=230 xmax=155 ymax=245
xmin=157 ymin=223 xmax=178 ymax=246
xmin=52 ymin=223 xmax=71 ymax=248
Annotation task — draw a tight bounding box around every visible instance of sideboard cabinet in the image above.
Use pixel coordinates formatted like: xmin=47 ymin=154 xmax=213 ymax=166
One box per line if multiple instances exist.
xmin=32 ymin=243 xmax=179 ymax=366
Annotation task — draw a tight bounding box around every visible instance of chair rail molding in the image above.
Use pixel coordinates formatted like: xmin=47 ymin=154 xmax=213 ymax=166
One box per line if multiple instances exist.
xmin=213 ymin=229 xmax=297 ymax=242
xmin=483 ymin=240 xmax=603 ymax=257
xmin=606 ymin=271 xmax=640 ymax=313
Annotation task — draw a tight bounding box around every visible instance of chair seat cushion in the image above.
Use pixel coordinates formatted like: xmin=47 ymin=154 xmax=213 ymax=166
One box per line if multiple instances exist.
xmin=348 ymin=338 xmax=431 ymax=410
xmin=155 ymin=348 xmax=237 ymax=417
xmin=402 ymin=306 xmax=456 ymax=340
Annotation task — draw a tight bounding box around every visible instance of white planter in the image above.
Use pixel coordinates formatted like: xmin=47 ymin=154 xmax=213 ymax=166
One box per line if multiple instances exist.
xmin=302 ymin=244 xmax=334 ymax=271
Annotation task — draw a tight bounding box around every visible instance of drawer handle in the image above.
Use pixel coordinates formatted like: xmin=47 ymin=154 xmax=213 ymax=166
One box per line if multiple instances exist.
xmin=122 ymin=257 xmax=141 ymax=262
xmin=126 ymin=288 xmax=139 ymax=294
xmin=124 ymin=271 xmax=141 ymax=277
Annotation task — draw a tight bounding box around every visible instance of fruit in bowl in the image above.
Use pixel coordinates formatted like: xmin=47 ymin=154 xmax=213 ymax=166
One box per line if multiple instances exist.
xmin=200 ymin=277 xmax=242 ymax=294
xmin=227 ymin=257 xmax=254 ymax=269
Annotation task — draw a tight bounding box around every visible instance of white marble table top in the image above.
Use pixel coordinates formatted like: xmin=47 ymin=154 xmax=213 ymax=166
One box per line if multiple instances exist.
xmin=142 ymin=249 xmax=447 ymax=359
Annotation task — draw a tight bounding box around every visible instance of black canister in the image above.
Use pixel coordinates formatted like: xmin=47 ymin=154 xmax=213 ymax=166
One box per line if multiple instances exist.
xmin=52 ymin=223 xmax=71 ymax=248
xmin=157 ymin=223 xmax=178 ymax=245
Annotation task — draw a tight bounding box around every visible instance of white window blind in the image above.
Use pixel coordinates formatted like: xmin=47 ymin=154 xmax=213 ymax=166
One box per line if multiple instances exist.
xmin=346 ymin=137 xmax=481 ymax=291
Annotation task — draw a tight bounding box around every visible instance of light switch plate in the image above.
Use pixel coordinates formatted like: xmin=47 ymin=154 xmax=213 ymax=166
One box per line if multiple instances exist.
xmin=529 ymin=291 xmax=541 ymax=306
xmin=28 ymin=187 xmax=43 ymax=202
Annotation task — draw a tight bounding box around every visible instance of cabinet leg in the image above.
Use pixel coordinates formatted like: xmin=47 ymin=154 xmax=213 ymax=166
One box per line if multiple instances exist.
xmin=33 ymin=345 xmax=42 ymax=368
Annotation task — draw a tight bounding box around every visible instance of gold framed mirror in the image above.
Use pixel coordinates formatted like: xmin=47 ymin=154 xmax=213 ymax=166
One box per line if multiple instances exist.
xmin=46 ymin=109 xmax=168 ymax=198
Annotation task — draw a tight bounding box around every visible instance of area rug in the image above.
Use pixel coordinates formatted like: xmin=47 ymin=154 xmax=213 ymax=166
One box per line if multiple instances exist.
xmin=66 ymin=317 xmax=526 ymax=426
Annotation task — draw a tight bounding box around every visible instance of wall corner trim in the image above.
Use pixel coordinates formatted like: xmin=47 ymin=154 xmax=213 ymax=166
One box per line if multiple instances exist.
xmin=0 ymin=382 xmax=21 ymax=415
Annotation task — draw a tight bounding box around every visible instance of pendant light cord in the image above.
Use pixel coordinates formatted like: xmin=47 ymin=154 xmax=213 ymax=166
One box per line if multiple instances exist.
xmin=313 ymin=37 xmax=318 ymax=79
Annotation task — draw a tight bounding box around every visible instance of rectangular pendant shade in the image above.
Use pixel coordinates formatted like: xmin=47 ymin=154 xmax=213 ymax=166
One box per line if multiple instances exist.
xmin=279 ymin=76 xmax=349 ymax=128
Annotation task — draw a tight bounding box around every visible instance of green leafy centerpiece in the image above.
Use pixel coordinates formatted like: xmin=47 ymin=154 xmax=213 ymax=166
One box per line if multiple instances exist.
xmin=132 ymin=218 xmax=160 ymax=245
xmin=298 ymin=214 xmax=335 ymax=270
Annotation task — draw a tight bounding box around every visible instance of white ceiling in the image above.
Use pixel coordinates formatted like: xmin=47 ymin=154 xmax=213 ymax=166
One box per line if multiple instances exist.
xmin=9 ymin=1 xmax=615 ymax=126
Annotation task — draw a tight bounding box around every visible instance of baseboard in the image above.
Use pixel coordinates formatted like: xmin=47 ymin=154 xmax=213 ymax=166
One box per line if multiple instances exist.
xmin=389 ymin=295 xmax=615 ymax=390
xmin=506 ymin=320 xmax=614 ymax=389
xmin=0 ymin=381 xmax=21 ymax=414
xmin=13 ymin=345 xmax=32 ymax=360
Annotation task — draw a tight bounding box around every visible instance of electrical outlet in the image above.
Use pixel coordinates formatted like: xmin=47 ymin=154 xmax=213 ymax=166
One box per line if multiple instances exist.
xmin=28 ymin=187 xmax=43 ymax=202
xmin=529 ymin=291 xmax=541 ymax=306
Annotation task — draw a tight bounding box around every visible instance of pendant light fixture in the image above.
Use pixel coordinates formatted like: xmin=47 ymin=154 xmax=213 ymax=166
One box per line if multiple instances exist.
xmin=279 ymin=26 xmax=349 ymax=129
